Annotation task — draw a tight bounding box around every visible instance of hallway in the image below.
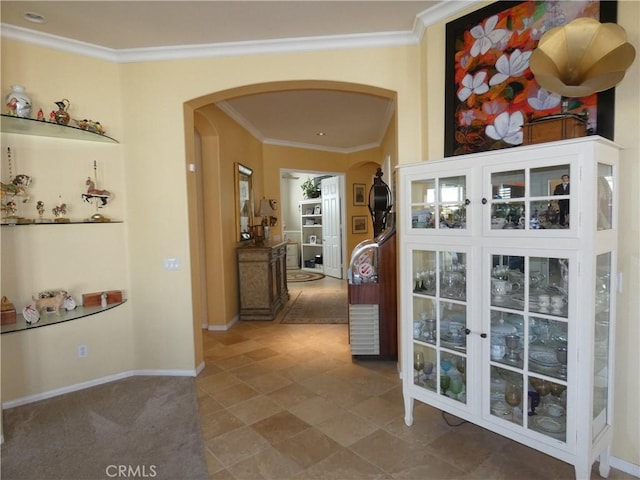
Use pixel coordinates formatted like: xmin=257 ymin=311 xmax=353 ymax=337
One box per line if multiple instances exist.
xmin=196 ymin=277 xmax=633 ymax=479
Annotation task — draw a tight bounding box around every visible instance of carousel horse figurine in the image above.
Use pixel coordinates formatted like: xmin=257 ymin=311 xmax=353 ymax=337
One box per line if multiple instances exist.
xmin=82 ymin=177 xmax=111 ymax=207
xmin=0 ymin=174 xmax=32 ymax=203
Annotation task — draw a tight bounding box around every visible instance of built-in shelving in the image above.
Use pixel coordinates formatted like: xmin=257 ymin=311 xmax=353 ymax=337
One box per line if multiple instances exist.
xmin=1 ymin=300 xmax=127 ymax=334
xmin=0 ymin=114 xmax=118 ymax=143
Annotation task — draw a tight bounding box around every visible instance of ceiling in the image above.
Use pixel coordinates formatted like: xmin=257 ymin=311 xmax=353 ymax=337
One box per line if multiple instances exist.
xmin=1 ymin=1 xmax=469 ymax=152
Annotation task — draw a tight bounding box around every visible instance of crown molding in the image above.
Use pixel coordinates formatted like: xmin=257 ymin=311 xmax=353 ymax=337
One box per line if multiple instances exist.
xmin=263 ymin=138 xmax=381 ymax=155
xmin=1 ymin=1 xmax=477 ymax=63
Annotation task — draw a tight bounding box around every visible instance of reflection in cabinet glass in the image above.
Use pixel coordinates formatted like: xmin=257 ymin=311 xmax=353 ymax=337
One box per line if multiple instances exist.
xmin=399 ymin=137 xmax=620 ymax=479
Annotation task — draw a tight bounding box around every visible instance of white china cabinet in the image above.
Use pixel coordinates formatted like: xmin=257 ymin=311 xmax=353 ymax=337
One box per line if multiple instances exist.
xmin=398 ymin=136 xmax=619 ymax=479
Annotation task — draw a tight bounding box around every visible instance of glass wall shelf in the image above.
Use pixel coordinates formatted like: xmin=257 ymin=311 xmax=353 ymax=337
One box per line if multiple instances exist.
xmin=1 ymin=300 xmax=127 ymax=334
xmin=1 ymin=220 xmax=123 ymax=226
xmin=0 ymin=114 xmax=118 ymax=143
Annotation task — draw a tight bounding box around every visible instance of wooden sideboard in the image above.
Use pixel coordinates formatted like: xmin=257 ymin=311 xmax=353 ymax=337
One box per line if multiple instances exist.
xmin=237 ymin=241 xmax=288 ymax=320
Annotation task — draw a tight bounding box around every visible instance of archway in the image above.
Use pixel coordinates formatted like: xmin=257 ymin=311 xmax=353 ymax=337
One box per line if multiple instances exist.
xmin=183 ymin=80 xmax=397 ymax=370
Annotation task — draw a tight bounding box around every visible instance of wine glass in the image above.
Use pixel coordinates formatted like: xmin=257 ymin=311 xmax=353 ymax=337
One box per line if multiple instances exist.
xmin=528 ymin=391 xmax=540 ymax=416
xmin=550 ymin=382 xmax=567 ymax=404
xmin=449 ymin=376 xmax=464 ymax=397
xmin=530 ymin=378 xmax=551 ymax=411
xmin=440 ymin=374 xmax=451 ymax=394
xmin=414 ymin=351 xmax=425 ymax=385
xmin=504 ymin=382 xmax=522 ymax=422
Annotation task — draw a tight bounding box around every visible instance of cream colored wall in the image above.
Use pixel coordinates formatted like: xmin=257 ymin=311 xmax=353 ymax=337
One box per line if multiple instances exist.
xmin=1 ymin=41 xmax=133 ymax=402
xmin=419 ymin=2 xmax=640 ymax=467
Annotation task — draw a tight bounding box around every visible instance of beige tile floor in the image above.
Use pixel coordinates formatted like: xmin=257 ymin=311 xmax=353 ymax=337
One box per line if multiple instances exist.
xmin=197 ymin=276 xmax=633 ymax=480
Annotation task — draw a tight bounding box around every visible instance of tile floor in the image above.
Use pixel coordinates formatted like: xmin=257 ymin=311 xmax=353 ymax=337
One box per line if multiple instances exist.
xmin=197 ymin=276 xmax=633 ymax=480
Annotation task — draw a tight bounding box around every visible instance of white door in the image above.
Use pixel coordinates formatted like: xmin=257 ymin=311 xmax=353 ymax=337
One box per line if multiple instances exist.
xmin=321 ymin=176 xmax=342 ymax=278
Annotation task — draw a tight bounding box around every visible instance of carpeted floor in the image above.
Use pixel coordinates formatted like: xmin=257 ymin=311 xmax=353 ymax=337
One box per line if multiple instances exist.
xmin=280 ymin=287 xmax=347 ymax=324
xmin=286 ymin=269 xmax=325 ymax=283
xmin=0 ymin=376 xmax=209 ymax=480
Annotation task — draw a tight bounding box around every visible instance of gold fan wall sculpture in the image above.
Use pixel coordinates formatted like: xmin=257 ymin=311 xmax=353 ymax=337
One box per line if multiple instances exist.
xmin=530 ymin=17 xmax=636 ymax=98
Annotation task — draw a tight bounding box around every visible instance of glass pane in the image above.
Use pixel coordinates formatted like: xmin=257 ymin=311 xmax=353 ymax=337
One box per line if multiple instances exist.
xmin=439 ymin=176 xmax=467 ymax=229
xmin=440 ymin=251 xmax=466 ymax=300
xmin=411 ymin=205 xmax=436 ymax=229
xmin=491 ymin=255 xmax=524 ymax=309
xmin=490 ymin=311 xmax=524 ymax=368
xmin=597 ymin=164 xmax=614 ymax=230
xmin=530 ymin=200 xmax=564 ymax=230
xmin=412 ymin=250 xmax=437 ymax=294
xmin=492 ymin=170 xmax=525 ymax=199
xmin=413 ymin=296 xmax=436 ymax=344
xmin=531 ymin=164 xmax=570 ymax=197
xmin=491 ymin=201 xmax=526 ymax=229
xmin=411 ymin=179 xmax=436 ymax=229
xmin=440 ymin=301 xmax=467 ymax=352
xmin=414 ymin=344 xmax=437 ymax=393
xmin=593 ymin=253 xmax=611 ymax=427
xmin=440 ymin=352 xmax=466 ymax=403
xmin=528 ymin=317 xmax=568 ymax=380
xmin=490 ymin=366 xmax=523 ymax=425
xmin=529 ymin=257 xmax=568 ymax=318
xmin=528 ymin=376 xmax=567 ymax=441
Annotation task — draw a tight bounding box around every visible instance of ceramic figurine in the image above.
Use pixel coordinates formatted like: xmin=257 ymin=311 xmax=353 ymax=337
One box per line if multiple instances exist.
xmin=53 ymin=99 xmax=70 ymax=125
xmin=63 ymin=294 xmax=77 ymax=311
xmin=5 ymin=85 xmax=32 ymax=118
xmin=37 ymin=108 xmax=44 ymax=121
xmin=52 ymin=198 xmax=69 ymax=223
xmin=22 ymin=304 xmax=40 ymax=324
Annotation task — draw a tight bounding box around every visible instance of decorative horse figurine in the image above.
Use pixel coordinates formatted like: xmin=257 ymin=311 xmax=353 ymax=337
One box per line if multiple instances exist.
xmin=0 ymin=174 xmax=32 ymax=203
xmin=82 ymin=177 xmax=111 ymax=207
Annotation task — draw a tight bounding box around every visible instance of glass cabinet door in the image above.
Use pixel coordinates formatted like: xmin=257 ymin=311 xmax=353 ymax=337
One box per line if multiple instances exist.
xmin=487 ymin=251 xmax=570 ymax=441
xmin=410 ymin=174 xmax=468 ymax=231
xmin=593 ymin=252 xmax=612 ymax=437
xmin=412 ymin=247 xmax=468 ymax=404
xmin=487 ymin=163 xmax=572 ymax=231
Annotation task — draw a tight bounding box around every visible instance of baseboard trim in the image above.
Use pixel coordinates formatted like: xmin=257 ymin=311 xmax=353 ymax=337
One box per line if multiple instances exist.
xmin=1 ymin=368 xmax=197 ymax=409
xmin=609 ymin=457 xmax=640 ymax=478
xmin=207 ymin=315 xmax=238 ymax=331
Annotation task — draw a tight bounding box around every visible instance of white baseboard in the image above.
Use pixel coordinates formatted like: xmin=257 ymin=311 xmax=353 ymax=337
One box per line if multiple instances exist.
xmin=610 ymin=457 xmax=640 ymax=478
xmin=2 ymin=368 xmax=197 ymax=409
xmin=206 ymin=315 xmax=238 ymax=331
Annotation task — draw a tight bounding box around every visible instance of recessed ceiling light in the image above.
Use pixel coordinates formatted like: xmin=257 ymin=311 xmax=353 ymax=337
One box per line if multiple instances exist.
xmin=24 ymin=12 xmax=47 ymax=24
xmin=316 ymin=132 xmax=326 ymax=136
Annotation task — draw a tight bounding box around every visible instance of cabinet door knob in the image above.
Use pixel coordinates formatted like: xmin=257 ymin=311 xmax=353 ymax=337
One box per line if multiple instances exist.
xmin=465 ymin=199 xmax=471 ymax=206
xmin=482 ymin=198 xmax=488 ymax=205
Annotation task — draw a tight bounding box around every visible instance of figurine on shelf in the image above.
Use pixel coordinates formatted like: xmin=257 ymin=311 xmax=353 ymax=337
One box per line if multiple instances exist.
xmin=33 ymin=290 xmax=67 ymax=315
xmin=0 ymin=174 xmax=32 ymax=203
xmin=52 ymin=197 xmax=69 ymax=223
xmin=82 ymin=161 xmax=112 ymax=222
xmin=22 ymin=304 xmax=40 ymax=324
xmin=37 ymin=108 xmax=45 ymax=121
xmin=53 ymin=99 xmax=71 ymax=125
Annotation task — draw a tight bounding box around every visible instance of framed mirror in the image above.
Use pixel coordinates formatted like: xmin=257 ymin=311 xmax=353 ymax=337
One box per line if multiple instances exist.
xmin=235 ymin=163 xmax=254 ymax=241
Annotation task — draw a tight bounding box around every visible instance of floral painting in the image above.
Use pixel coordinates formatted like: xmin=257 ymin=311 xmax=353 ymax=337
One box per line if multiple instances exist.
xmin=444 ymin=1 xmax=617 ymax=156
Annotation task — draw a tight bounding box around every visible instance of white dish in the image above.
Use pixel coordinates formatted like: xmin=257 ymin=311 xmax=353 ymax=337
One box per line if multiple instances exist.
xmin=533 ymin=415 xmax=565 ymax=433
xmin=529 ymin=350 xmax=560 ymax=367
xmin=441 ymin=333 xmax=466 ymax=345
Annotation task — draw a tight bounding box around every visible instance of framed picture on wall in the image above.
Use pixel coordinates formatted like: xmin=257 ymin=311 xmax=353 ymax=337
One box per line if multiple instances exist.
xmin=314 ymin=205 xmax=321 ymax=215
xmin=444 ymin=0 xmax=617 ymax=157
xmin=352 ymin=215 xmax=368 ymax=234
xmin=353 ymin=183 xmax=366 ymax=205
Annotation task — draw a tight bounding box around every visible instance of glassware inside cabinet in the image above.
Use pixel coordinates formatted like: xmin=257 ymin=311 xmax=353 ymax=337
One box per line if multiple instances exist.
xmin=440 ymin=251 xmax=466 ymax=301
xmin=440 ymin=301 xmax=467 ymax=352
xmin=528 ymin=256 xmax=568 ymax=318
xmin=597 ymin=163 xmax=614 ymax=231
xmin=490 ymin=366 xmax=523 ymax=425
xmin=414 ymin=343 xmax=437 ymax=393
xmin=527 ymin=375 xmax=567 ymax=441
xmin=490 ymin=311 xmax=524 ymax=368
xmin=413 ymin=295 xmax=436 ymax=344
xmin=411 ymin=178 xmax=436 ymax=229
xmin=412 ymin=250 xmax=437 ymax=295
xmin=528 ymin=318 xmax=568 ymax=380
xmin=491 ymin=255 xmax=524 ymax=309
xmin=440 ymin=351 xmax=467 ymax=403
xmin=593 ymin=253 xmax=612 ymax=434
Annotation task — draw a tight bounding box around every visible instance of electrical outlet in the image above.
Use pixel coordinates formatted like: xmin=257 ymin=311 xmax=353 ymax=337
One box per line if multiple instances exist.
xmin=77 ymin=344 xmax=88 ymax=358
xmin=163 ymin=258 xmax=180 ymax=270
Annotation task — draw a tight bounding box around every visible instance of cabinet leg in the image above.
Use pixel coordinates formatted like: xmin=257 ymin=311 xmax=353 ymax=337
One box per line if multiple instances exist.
xmin=574 ymin=463 xmax=590 ymax=480
xmin=404 ymin=394 xmax=414 ymax=426
xmin=598 ymin=447 xmax=611 ymax=478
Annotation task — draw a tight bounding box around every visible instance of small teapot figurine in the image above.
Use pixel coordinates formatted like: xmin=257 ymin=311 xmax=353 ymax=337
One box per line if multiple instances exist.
xmin=53 ymin=99 xmax=70 ymax=125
